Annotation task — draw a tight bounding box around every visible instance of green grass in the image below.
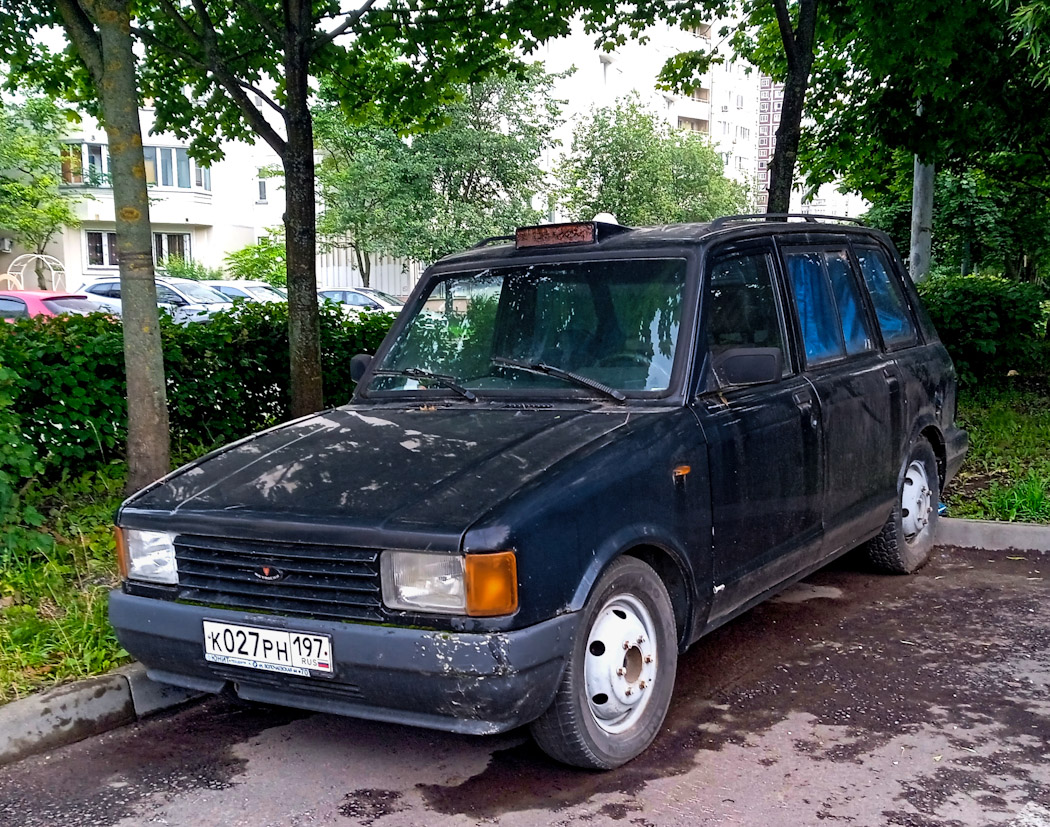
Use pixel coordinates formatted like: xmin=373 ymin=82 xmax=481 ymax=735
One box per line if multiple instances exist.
xmin=945 ymin=381 xmax=1050 ymax=523
xmin=0 ymin=463 xmax=130 ymax=702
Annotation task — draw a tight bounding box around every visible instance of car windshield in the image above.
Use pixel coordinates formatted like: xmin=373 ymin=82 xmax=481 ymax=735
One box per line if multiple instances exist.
xmin=178 ymin=283 xmax=232 ymax=304
xmin=369 ymin=258 xmax=687 ymax=397
xmin=247 ymin=285 xmax=284 ymax=301
xmin=43 ymin=297 xmax=109 ymax=316
xmin=362 ymin=289 xmax=403 ymax=306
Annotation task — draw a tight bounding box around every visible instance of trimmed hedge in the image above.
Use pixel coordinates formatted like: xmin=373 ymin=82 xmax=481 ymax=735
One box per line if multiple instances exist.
xmin=0 ymin=302 xmax=395 ymax=479
xmin=917 ymin=273 xmax=1048 ymax=385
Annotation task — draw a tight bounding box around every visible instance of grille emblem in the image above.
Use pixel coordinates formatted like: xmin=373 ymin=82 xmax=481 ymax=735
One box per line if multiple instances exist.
xmin=252 ymin=565 xmax=284 ymax=581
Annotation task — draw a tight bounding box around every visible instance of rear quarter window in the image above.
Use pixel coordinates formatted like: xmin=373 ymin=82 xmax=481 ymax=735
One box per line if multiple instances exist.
xmin=854 ymin=246 xmax=918 ymax=348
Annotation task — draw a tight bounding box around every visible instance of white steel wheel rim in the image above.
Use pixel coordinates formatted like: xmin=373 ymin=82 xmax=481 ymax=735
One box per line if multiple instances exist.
xmin=901 ymin=459 xmax=933 ymax=541
xmin=583 ymin=593 xmax=659 ymax=735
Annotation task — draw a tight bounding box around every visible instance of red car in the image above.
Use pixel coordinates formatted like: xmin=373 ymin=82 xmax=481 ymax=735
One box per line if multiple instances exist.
xmin=0 ymin=290 xmax=111 ymax=322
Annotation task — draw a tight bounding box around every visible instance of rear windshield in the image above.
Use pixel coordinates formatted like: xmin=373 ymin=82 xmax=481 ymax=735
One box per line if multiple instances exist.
xmin=369 ymin=258 xmax=687 ymax=396
xmin=42 ymin=297 xmax=110 ymax=316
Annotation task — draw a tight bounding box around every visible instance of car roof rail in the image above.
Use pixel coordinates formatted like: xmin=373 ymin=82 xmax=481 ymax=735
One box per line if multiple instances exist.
xmin=470 ymin=235 xmax=515 ymax=249
xmin=709 ymin=213 xmax=866 ymax=230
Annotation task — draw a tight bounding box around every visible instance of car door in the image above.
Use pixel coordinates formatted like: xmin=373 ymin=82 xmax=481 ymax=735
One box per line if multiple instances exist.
xmin=780 ymin=245 xmax=900 ymax=553
xmin=694 ymin=242 xmax=824 ymax=623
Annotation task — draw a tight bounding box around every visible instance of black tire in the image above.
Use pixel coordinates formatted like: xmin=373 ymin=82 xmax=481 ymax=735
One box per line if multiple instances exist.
xmin=530 ymin=556 xmax=677 ymax=770
xmin=865 ymin=437 xmax=940 ymax=574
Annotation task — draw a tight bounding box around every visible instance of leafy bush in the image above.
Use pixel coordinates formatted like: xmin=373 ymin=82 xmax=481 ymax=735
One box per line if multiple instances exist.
xmin=0 ymin=305 xmax=395 ymax=480
xmin=0 ymin=314 xmax=127 ymax=474
xmin=161 ymin=256 xmax=225 ymax=281
xmin=164 ymin=302 xmax=394 ymax=445
xmin=917 ymin=273 xmax=1047 ymax=384
xmin=224 ymin=232 xmax=287 ymax=287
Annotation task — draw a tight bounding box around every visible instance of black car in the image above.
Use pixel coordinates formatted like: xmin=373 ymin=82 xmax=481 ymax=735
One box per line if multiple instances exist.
xmin=110 ymin=216 xmax=967 ymax=769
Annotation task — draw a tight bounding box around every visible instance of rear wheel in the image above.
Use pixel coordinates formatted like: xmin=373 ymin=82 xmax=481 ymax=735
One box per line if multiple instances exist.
xmin=865 ymin=437 xmax=940 ymax=574
xmin=530 ymin=557 xmax=677 ymax=769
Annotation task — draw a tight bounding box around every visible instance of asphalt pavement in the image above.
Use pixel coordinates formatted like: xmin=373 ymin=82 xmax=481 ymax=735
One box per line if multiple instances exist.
xmin=0 ymin=544 xmax=1047 ymax=826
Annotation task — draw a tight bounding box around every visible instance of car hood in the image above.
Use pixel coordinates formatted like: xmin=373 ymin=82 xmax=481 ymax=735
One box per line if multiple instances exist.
xmin=125 ymin=405 xmax=631 ymax=537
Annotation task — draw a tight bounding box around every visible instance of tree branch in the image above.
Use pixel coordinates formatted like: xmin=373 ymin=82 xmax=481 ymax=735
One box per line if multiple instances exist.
xmin=150 ymin=0 xmax=288 ymax=157
xmin=54 ymin=0 xmax=104 ymax=80
xmin=314 ymin=0 xmax=380 ymax=50
xmin=771 ymin=0 xmax=799 ymax=73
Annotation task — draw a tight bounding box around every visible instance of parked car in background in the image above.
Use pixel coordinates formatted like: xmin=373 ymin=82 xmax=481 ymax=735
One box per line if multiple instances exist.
xmin=0 ymin=290 xmax=113 ymax=321
xmin=78 ymin=276 xmax=232 ymax=324
xmin=110 ymin=216 xmax=966 ymax=770
xmin=203 ymin=280 xmax=286 ymax=303
xmin=318 ymin=287 xmax=404 ymax=314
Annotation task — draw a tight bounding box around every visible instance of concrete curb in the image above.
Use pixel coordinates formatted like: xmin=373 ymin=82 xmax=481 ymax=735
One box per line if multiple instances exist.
xmin=0 ymin=663 xmax=202 ymax=768
xmin=937 ymin=517 xmax=1050 ymax=552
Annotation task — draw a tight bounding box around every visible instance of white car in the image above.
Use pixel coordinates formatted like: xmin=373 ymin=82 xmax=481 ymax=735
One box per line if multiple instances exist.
xmin=317 ymin=287 xmax=404 ymax=314
xmin=203 ymin=280 xmax=286 ymax=303
xmin=77 ymin=276 xmax=233 ymax=324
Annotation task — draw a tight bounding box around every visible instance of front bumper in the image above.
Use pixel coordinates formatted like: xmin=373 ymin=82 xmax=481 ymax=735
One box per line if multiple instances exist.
xmin=109 ymin=589 xmax=578 ymax=735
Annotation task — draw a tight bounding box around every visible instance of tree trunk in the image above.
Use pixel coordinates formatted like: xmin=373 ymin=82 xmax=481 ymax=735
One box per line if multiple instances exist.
xmin=909 ymin=156 xmax=934 ymax=282
xmin=284 ymin=0 xmax=323 ymax=417
xmin=766 ymin=0 xmax=818 ymax=215
xmin=60 ymin=0 xmax=170 ymax=492
xmin=353 ymin=244 xmax=371 ymax=289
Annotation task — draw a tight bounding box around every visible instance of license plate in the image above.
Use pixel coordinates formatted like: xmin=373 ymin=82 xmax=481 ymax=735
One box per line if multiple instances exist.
xmin=203 ymin=620 xmax=333 ymax=676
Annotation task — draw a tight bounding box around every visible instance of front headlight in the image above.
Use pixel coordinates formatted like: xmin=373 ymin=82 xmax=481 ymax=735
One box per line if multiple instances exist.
xmin=381 ymin=550 xmax=517 ymax=616
xmin=119 ymin=528 xmax=178 ymax=585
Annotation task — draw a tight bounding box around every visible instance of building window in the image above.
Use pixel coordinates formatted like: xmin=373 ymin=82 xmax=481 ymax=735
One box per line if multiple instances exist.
xmin=159 ymin=147 xmax=173 ymax=186
xmin=690 ymin=22 xmax=711 ymax=38
xmin=61 ymin=145 xmax=83 ymax=184
xmin=154 ymin=232 xmax=192 ymax=265
xmin=690 ymin=86 xmax=710 ymax=103
xmin=774 ymin=101 xmax=784 ymax=113
xmin=760 ymin=101 xmax=770 ymax=112
xmin=759 ymin=137 xmax=769 ymax=147
xmin=86 ymin=231 xmax=119 ymax=267
xmin=143 ymin=147 xmax=158 ymax=185
xmin=736 ymin=94 xmax=745 ymax=109
xmin=761 ymin=89 xmax=771 ymax=100
xmin=738 ymin=126 xmax=751 ymax=141
xmin=761 ymin=76 xmax=772 ymax=88
xmin=176 ymin=147 xmax=191 ymax=188
xmin=774 ymin=88 xmax=785 ymax=100
xmin=678 ymin=116 xmax=709 ymax=133
xmin=258 ymin=176 xmax=268 ymax=202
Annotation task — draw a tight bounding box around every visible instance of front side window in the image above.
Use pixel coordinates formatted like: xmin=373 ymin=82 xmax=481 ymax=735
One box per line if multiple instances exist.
xmin=855 ymin=247 xmax=917 ymax=348
xmin=704 ymin=250 xmax=788 ymax=387
xmin=369 ymin=259 xmax=688 ymax=397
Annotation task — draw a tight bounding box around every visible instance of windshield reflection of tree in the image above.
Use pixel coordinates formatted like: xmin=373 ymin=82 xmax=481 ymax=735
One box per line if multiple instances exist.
xmin=380 ymin=260 xmax=685 ymax=392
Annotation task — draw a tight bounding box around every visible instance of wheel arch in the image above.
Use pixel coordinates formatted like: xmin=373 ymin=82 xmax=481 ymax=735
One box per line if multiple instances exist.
xmin=570 ymin=530 xmax=698 ymax=651
xmin=919 ymin=424 xmax=946 ymax=486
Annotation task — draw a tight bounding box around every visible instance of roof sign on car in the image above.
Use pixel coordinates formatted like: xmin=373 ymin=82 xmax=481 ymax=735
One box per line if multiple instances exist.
xmin=515 ymin=222 xmax=598 ymax=249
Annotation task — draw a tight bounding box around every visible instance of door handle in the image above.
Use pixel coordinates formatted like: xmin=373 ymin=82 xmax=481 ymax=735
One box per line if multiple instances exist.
xmin=792 ymin=391 xmax=818 ymax=429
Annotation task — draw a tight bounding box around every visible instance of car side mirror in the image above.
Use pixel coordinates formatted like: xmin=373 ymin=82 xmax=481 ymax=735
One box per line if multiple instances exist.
xmin=711 ymin=347 xmax=782 ymax=387
xmin=350 ymin=353 xmax=373 ymax=382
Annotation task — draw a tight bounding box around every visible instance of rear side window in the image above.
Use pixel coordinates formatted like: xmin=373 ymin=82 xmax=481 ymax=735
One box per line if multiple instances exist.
xmin=0 ymin=297 xmax=28 ymax=319
xmin=854 ymin=247 xmax=917 ymax=348
xmin=784 ymin=249 xmax=874 ymax=365
xmin=88 ymin=283 xmax=121 ymax=298
xmin=42 ymin=297 xmax=107 ymax=316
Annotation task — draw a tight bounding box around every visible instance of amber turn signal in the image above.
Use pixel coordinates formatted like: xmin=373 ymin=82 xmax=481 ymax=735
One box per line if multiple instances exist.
xmin=114 ymin=526 xmax=129 ymax=580
xmin=465 ymin=551 xmax=518 ymax=617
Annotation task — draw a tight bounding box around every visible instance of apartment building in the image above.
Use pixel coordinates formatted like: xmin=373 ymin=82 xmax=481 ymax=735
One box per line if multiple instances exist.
xmin=758 ymin=75 xmax=866 ymax=216
xmin=0 ymin=107 xmax=285 ymax=290
xmin=535 ymin=19 xmax=761 ymax=197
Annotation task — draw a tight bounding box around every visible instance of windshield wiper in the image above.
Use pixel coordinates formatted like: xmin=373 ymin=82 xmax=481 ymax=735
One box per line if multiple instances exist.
xmin=491 ymin=357 xmax=626 ymax=402
xmin=371 ymin=368 xmax=477 ymax=402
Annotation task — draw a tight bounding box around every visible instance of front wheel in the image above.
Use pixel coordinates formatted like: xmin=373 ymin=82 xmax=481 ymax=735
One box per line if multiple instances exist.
xmin=530 ymin=557 xmax=678 ymax=769
xmin=864 ymin=437 xmax=940 ymax=574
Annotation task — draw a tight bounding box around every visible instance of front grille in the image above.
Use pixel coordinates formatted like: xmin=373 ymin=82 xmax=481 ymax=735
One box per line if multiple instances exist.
xmin=175 ymin=534 xmax=383 ymax=623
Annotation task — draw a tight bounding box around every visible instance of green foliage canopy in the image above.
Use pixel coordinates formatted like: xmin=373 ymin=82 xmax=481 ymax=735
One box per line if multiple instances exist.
xmin=557 ymin=96 xmax=748 ymax=225
xmin=315 ymin=67 xmax=559 ymax=276
xmin=224 ymin=231 xmax=288 ymax=287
